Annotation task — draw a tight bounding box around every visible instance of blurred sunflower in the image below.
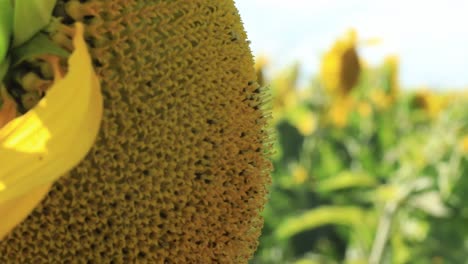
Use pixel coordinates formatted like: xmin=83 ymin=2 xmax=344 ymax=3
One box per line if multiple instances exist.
xmin=412 ymin=89 xmax=448 ymax=118
xmin=320 ymin=29 xmax=361 ymax=97
xmin=370 ymin=89 xmax=393 ymax=110
xmin=291 ymin=164 xmax=308 ymax=185
xmin=255 ymin=54 xmax=269 ymax=88
xmin=459 ymin=135 xmax=468 ymax=154
xmin=383 ymin=55 xmax=400 ymax=100
xmin=271 ymin=62 xmax=300 ymax=119
xmin=287 ymin=106 xmax=317 ymax=136
xmin=327 ymin=96 xmax=354 ymax=127
xmin=357 ymin=101 xmax=372 ymax=118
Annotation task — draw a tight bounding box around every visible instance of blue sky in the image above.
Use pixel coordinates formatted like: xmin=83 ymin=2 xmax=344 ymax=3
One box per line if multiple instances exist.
xmin=235 ymin=0 xmax=468 ymax=89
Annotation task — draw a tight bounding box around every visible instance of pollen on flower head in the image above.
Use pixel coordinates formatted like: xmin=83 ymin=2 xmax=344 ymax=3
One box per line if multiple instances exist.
xmin=0 ymin=1 xmax=272 ymax=263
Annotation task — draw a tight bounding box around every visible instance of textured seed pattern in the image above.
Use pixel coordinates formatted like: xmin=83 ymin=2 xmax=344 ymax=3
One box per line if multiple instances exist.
xmin=0 ymin=0 xmax=271 ymax=263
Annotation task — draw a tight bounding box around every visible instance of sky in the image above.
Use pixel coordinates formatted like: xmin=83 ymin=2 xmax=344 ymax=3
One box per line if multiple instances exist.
xmin=235 ymin=0 xmax=468 ymax=89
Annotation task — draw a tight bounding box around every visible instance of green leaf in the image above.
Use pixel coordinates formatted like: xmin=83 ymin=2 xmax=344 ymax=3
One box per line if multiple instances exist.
xmin=408 ymin=191 xmax=450 ymax=217
xmin=318 ymin=142 xmax=344 ymax=177
xmin=316 ymin=171 xmax=377 ymax=193
xmin=275 ymin=206 xmax=366 ymax=240
xmin=294 ymin=254 xmax=338 ymax=264
xmin=11 ymin=32 xmax=69 ymax=67
xmin=0 ymin=0 xmax=13 ymax=63
xmin=13 ymin=0 xmax=57 ymax=47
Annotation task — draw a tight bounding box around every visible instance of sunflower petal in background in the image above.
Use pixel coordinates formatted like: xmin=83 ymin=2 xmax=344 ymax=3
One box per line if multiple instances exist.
xmin=368 ymin=55 xmax=400 ymax=110
xmin=327 ymin=96 xmax=355 ymax=128
xmin=271 ymin=62 xmax=301 ymax=119
xmin=0 ymin=23 xmax=102 ymax=240
xmin=255 ymin=54 xmax=269 ymax=88
xmin=459 ymin=135 xmax=468 ymax=155
xmin=382 ymin=55 xmax=400 ymax=100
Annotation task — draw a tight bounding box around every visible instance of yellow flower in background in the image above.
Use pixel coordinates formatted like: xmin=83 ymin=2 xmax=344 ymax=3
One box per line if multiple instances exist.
xmin=459 ymin=135 xmax=468 ymax=154
xmin=320 ymin=29 xmax=361 ymax=97
xmin=367 ymin=55 xmax=400 ymax=110
xmin=327 ymin=96 xmax=354 ymax=127
xmin=292 ymin=165 xmax=308 ymax=184
xmin=255 ymin=54 xmax=269 ymax=87
xmin=0 ymin=1 xmax=272 ymax=263
xmin=361 ymin=37 xmax=382 ymax=46
xmin=413 ymin=90 xmax=448 ymax=118
xmin=287 ymin=107 xmax=317 ymax=136
xmin=383 ymin=55 xmax=400 ymax=100
xmin=357 ymin=101 xmax=372 ymax=118
xmin=271 ymin=62 xmax=300 ymax=119
xmin=296 ymin=111 xmax=317 ymax=136
xmin=282 ymin=99 xmax=317 ymax=136
xmin=0 ymin=23 xmax=102 ymax=240
xmin=370 ymin=89 xmax=392 ymax=110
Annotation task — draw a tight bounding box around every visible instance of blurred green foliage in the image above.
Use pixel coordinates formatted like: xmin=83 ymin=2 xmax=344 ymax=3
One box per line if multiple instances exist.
xmin=252 ymin=30 xmax=468 ymax=264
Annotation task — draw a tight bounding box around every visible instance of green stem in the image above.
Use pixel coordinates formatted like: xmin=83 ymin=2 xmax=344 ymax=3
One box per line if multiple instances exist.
xmin=368 ymin=201 xmax=398 ymax=264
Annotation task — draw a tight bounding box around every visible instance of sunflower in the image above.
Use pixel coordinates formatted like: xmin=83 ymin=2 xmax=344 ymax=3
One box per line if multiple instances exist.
xmin=382 ymin=55 xmax=399 ymax=100
xmin=412 ymin=90 xmax=447 ymax=118
xmin=0 ymin=1 xmax=271 ymax=262
xmin=320 ymin=29 xmax=361 ymax=97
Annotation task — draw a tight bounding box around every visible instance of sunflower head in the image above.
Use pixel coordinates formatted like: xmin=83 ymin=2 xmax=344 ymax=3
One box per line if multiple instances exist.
xmin=0 ymin=1 xmax=271 ymax=263
xmin=320 ymin=29 xmax=361 ymax=97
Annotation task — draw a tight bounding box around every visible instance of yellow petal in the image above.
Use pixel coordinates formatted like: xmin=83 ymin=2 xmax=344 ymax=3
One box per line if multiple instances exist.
xmin=0 ymin=183 xmax=51 ymax=240
xmin=0 ymin=22 xmax=102 ymax=234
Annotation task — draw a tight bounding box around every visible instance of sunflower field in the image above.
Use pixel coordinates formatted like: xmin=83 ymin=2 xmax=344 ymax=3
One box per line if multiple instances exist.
xmin=252 ymin=30 xmax=468 ymax=263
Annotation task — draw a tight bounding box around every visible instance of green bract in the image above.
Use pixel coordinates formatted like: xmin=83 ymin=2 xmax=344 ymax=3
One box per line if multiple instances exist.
xmin=11 ymin=33 xmax=69 ymax=67
xmin=0 ymin=0 xmax=68 ymax=85
xmin=12 ymin=0 xmax=57 ymax=47
xmin=0 ymin=0 xmax=13 ymax=65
